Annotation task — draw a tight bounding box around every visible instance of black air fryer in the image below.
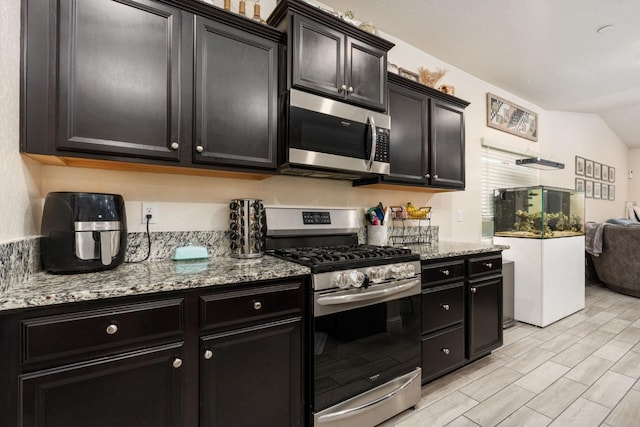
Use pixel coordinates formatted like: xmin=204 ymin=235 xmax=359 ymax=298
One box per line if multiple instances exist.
xmin=41 ymin=192 xmax=127 ymax=274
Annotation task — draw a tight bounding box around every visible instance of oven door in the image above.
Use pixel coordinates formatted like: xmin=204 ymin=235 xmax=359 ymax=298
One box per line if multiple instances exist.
xmin=287 ymin=89 xmax=390 ymax=176
xmin=312 ymin=278 xmax=421 ymax=418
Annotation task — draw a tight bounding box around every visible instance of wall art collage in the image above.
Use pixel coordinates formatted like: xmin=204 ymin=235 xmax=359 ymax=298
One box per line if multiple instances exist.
xmin=575 ymin=156 xmax=615 ymax=200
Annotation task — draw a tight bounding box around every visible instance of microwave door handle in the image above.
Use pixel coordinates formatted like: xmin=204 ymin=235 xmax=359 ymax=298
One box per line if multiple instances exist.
xmin=366 ymin=113 xmax=377 ymax=171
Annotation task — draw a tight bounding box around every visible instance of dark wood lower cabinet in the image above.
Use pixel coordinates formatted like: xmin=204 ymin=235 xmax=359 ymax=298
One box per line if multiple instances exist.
xmin=200 ymin=318 xmax=302 ymax=426
xmin=20 ymin=343 xmax=184 ymax=427
xmin=421 ymin=253 xmax=503 ymax=384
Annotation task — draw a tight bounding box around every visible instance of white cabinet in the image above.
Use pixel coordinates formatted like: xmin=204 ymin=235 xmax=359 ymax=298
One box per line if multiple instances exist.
xmin=494 ymin=236 xmax=585 ymax=327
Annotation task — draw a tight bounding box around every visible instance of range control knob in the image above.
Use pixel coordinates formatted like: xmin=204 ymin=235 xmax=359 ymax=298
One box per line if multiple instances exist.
xmin=334 ymin=272 xmax=350 ymax=289
xmin=349 ymin=270 xmax=366 ymax=288
xmin=369 ymin=267 xmax=386 ymax=282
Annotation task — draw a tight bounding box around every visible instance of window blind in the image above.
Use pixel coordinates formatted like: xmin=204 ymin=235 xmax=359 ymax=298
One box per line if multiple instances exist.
xmin=481 ymin=146 xmax=538 ymax=237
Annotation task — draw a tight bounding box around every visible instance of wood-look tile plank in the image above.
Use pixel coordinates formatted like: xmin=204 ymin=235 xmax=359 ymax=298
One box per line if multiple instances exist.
xmin=577 ymin=329 xmax=617 ymax=348
xmin=538 ymin=333 xmax=581 ymax=353
xmin=459 ymin=367 xmax=523 ymax=402
xmin=600 ymin=318 xmax=632 ymax=334
xmin=564 ymin=321 xmax=601 ymax=338
xmin=564 ymin=355 xmax=615 ymax=386
xmin=499 ymin=337 xmax=547 ymax=358
xmin=592 ymin=339 xmax=634 ymax=362
xmin=610 ymin=350 xmax=640 ymax=379
xmin=464 ymin=385 xmax=535 ymax=427
xmin=495 ymin=406 xmax=552 ymax=427
xmin=444 ymin=416 xmax=481 ymax=427
xmin=615 ymin=326 xmax=640 ymax=345
xmin=396 ymin=391 xmax=478 ymax=427
xmin=418 ymin=372 xmax=474 ymax=409
xmin=526 ymin=377 xmax=587 ymax=419
xmin=505 ymin=347 xmax=556 ymax=374
xmin=550 ymin=342 xmax=596 ymax=368
xmin=514 ymin=361 xmax=570 ymax=394
xmin=605 ymin=389 xmax=640 ymax=427
xmin=548 ymin=397 xmax=610 ymax=427
xmin=582 ymin=370 xmax=635 ymax=409
xmin=456 ymin=353 xmax=513 ymax=381
xmin=585 ymin=311 xmax=618 ymax=325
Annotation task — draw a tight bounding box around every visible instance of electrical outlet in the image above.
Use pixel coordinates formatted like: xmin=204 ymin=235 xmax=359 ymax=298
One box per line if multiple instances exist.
xmin=141 ymin=202 xmax=157 ymax=224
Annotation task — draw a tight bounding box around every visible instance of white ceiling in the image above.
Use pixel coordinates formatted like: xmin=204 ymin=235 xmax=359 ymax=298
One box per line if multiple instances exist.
xmin=320 ymin=0 xmax=640 ymax=148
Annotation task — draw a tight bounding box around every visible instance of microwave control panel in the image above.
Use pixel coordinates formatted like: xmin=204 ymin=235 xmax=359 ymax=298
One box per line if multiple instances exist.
xmin=374 ymin=128 xmax=390 ymax=163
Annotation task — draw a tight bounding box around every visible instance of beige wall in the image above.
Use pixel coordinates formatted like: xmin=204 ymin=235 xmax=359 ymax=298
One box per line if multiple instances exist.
xmin=627 ymin=149 xmax=640 ymax=206
xmin=1 ymin=0 xmax=631 ymax=244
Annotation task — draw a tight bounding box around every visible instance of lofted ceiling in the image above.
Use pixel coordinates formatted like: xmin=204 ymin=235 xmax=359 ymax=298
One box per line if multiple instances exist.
xmin=320 ymin=0 xmax=640 ymax=148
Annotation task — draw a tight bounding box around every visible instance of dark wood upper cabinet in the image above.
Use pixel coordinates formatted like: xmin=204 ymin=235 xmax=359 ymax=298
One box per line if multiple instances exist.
xmin=268 ymin=0 xmax=393 ymax=111
xmin=56 ymin=0 xmax=185 ymax=161
xmin=354 ymin=73 xmax=469 ymax=190
xmin=21 ymin=0 xmax=281 ymax=175
xmin=193 ymin=15 xmax=278 ymax=169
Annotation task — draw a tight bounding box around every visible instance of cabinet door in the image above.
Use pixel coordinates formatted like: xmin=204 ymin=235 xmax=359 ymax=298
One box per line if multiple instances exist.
xmin=292 ymin=14 xmax=345 ymax=99
xmin=386 ymin=82 xmax=428 ymax=184
xmin=20 ymin=343 xmax=184 ymax=427
xmin=467 ymin=277 xmax=503 ymax=360
xmin=346 ymin=37 xmax=387 ymax=110
xmin=430 ymin=99 xmax=465 ymax=189
xmin=193 ymin=16 xmax=278 ymax=169
xmin=200 ymin=318 xmax=302 ymax=426
xmin=56 ymin=0 xmax=185 ymax=161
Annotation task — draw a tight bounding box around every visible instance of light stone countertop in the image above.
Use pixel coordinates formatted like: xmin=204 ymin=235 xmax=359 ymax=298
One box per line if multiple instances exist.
xmin=0 ymin=241 xmax=507 ymax=313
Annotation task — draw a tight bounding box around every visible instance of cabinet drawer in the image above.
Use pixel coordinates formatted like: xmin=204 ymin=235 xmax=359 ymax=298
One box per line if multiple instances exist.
xmin=200 ymin=281 xmax=302 ymax=331
xmin=468 ymin=254 xmax=502 ymax=278
xmin=421 ymin=324 xmax=465 ymax=382
xmin=422 ymin=260 xmax=465 ymax=285
xmin=422 ymin=282 xmax=464 ymax=334
xmin=22 ymin=299 xmax=184 ymax=365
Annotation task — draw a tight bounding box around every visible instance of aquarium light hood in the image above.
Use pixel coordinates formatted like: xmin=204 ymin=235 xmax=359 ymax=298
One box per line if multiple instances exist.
xmin=516 ymin=157 xmax=565 ymax=170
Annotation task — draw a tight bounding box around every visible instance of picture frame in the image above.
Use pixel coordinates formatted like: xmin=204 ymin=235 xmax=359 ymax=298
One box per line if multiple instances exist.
xmin=585 ymin=180 xmax=593 ymax=198
xmin=575 ymin=178 xmax=584 ymax=192
xmin=486 ymin=93 xmax=538 ymax=141
xmin=575 ymin=156 xmax=585 ymax=176
xmin=593 ymin=182 xmax=601 ymax=199
xmin=609 ymin=167 xmax=615 ymax=183
xmin=601 ymin=183 xmax=608 ymax=201
xmin=609 ymin=185 xmax=615 ymax=201
xmin=398 ymin=68 xmax=419 ymax=82
xmin=602 ymin=164 xmax=609 ymax=181
xmin=585 ymin=160 xmax=594 ymax=178
xmin=594 ymin=162 xmax=602 ymax=180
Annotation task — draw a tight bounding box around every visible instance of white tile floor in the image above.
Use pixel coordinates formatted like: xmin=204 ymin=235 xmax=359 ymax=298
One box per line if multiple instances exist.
xmin=379 ymin=280 xmax=640 ymax=427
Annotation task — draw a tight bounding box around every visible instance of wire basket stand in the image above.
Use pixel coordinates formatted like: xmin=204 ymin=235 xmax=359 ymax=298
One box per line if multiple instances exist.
xmin=389 ymin=206 xmax=433 ymax=245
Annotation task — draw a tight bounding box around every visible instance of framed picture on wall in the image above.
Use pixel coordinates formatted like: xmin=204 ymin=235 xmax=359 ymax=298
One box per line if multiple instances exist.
xmin=601 ymin=184 xmax=609 ymax=200
xmin=575 ymin=178 xmax=584 ymax=192
xmin=575 ymin=156 xmax=585 ymax=176
xmin=594 ymin=163 xmax=602 ymax=180
xmin=585 ymin=160 xmax=594 ymax=177
xmin=602 ymin=165 xmax=609 ymax=181
xmin=593 ymin=182 xmax=601 ymax=199
xmin=585 ymin=180 xmax=593 ymax=198
xmin=609 ymin=167 xmax=615 ymax=182
xmin=609 ymin=185 xmax=615 ymax=200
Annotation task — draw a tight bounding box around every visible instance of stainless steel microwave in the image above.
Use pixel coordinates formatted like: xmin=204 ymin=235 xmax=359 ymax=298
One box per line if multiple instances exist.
xmin=280 ymin=89 xmax=391 ymax=179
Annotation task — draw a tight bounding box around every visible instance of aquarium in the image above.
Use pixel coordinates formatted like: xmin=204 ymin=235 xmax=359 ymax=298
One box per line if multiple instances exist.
xmin=494 ymin=186 xmax=584 ymax=238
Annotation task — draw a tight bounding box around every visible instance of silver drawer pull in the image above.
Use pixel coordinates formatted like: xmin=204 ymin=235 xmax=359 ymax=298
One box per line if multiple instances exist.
xmin=441 ymin=348 xmax=450 ymax=355
xmin=204 ymin=350 xmax=213 ymax=360
xmin=172 ymin=358 xmax=182 ymax=369
xmin=484 ymin=262 xmax=493 ymax=268
xmin=470 ymin=287 xmax=477 ymax=294
xmin=253 ymin=301 xmax=262 ymax=310
xmin=441 ymin=269 xmax=450 ymax=276
xmin=440 ymin=304 xmax=450 ymax=311
xmin=106 ymin=324 xmax=118 ymax=335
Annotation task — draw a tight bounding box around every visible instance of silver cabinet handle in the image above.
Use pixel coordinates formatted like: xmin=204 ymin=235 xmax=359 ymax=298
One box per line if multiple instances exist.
xmin=253 ymin=301 xmax=262 ymax=310
xmin=441 ymin=304 xmax=450 ymax=311
xmin=339 ymin=84 xmax=347 ymax=93
xmin=366 ymin=112 xmax=377 ymax=171
xmin=470 ymin=287 xmax=477 ymax=294
xmin=170 ymin=142 xmax=179 ymax=150
xmin=484 ymin=262 xmax=493 ymax=268
xmin=106 ymin=324 xmax=118 ymax=335
xmin=442 ymin=269 xmax=450 ymax=276
xmin=172 ymin=358 xmax=183 ymax=369
xmin=441 ymin=348 xmax=450 ymax=355
xmin=347 ymin=86 xmax=354 ymax=93
xmin=195 ymin=145 xmax=204 ymax=153
xmin=204 ymin=350 xmax=213 ymax=360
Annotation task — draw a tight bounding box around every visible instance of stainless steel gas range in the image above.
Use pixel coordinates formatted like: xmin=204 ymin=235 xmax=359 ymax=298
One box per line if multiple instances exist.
xmin=265 ymin=207 xmax=421 ymax=427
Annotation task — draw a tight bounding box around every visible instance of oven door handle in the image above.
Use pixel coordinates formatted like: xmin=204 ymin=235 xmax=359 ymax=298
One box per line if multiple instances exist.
xmin=316 ymin=368 xmax=421 ymax=423
xmin=317 ymin=280 xmax=417 ymax=306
